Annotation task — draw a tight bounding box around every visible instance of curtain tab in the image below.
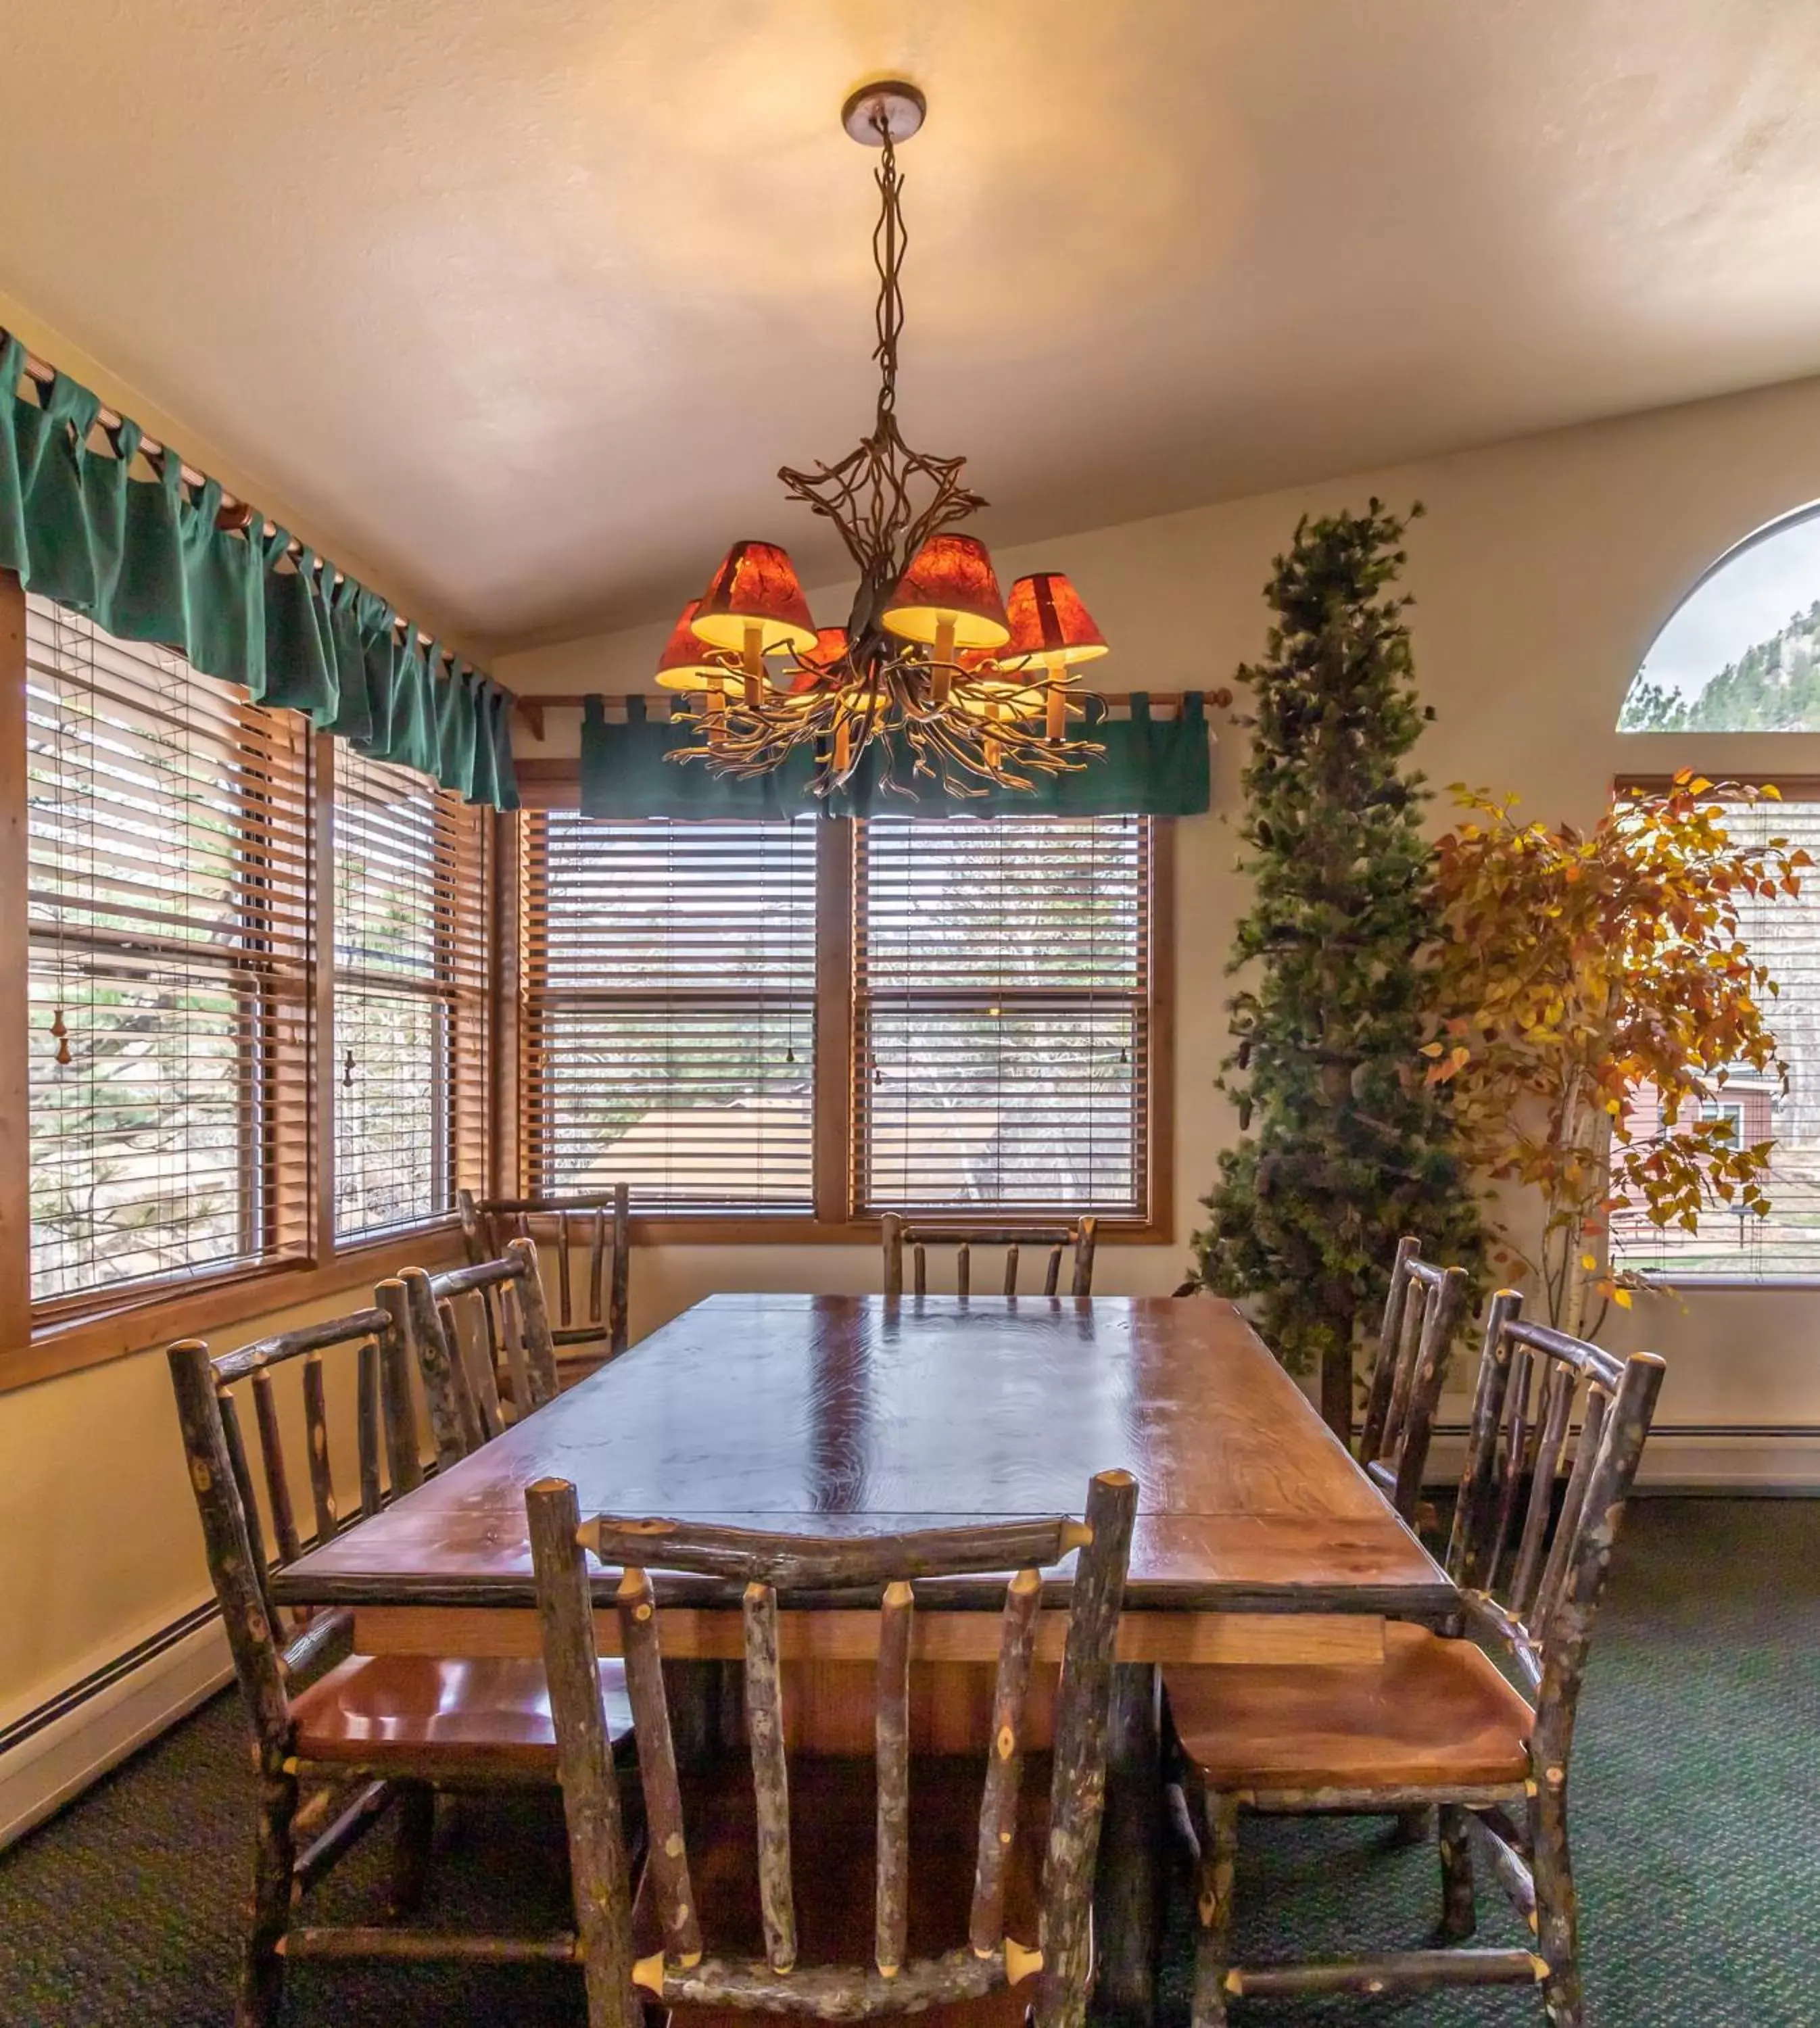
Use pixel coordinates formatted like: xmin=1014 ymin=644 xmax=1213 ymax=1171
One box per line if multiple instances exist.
xmin=54 ymin=374 xmax=101 ymax=444
xmin=626 ymin=694 xmax=649 ymax=724
xmin=110 ymin=414 xmax=145 ymax=476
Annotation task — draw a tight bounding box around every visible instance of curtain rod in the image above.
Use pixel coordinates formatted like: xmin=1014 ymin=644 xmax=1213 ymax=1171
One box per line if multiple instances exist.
xmin=512 ymin=687 xmax=1229 ymax=740
xmin=5 ymin=333 xmax=460 ymax=667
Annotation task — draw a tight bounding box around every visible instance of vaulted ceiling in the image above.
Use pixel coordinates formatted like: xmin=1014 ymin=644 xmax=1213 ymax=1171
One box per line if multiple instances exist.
xmin=4 ymin=1 xmax=1820 ymax=648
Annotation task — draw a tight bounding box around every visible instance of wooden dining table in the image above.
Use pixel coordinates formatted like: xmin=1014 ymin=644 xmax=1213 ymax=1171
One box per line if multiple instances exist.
xmin=276 ymin=1292 xmax=1455 ymax=2023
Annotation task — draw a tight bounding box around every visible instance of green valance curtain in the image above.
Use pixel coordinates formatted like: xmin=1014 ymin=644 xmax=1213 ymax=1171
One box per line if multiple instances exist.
xmin=0 ymin=333 xmax=517 ymax=808
xmin=579 ymin=691 xmax=1212 ymax=819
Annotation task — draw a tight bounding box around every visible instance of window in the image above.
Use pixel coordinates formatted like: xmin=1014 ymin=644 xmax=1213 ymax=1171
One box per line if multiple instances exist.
xmin=1699 ymin=1098 xmax=1746 ymax=1148
xmin=1619 ymin=502 xmax=1820 ymax=731
xmin=1611 ymin=791 xmax=1820 ymax=1279
xmin=333 ymin=747 xmax=491 ymax=1239
xmin=26 ymin=598 xmax=312 ymax=1303
xmin=518 ymin=813 xmax=818 ymax=1211
xmin=515 ymin=808 xmax=1162 ymax=1227
xmin=855 ymin=815 xmax=1149 ymax=1214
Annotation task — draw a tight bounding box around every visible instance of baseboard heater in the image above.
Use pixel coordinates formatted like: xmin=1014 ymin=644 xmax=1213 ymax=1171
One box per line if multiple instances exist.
xmin=1424 ymin=1421 xmax=1820 ymax=1493
xmin=0 ymin=1600 xmax=229 ymax=1852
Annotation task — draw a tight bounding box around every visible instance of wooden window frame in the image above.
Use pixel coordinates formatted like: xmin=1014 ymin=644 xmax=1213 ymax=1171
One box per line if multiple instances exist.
xmin=0 ymin=573 xmax=481 ymax=1393
xmin=504 ymin=761 xmax=1174 ymax=1247
xmin=329 ymin=739 xmax=492 ymax=1246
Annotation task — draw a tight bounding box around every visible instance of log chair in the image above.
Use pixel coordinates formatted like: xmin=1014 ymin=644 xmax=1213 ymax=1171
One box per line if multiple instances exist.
xmin=167 ymin=1308 xmax=633 ymax=2028
xmin=460 ymin=1185 xmax=629 ymax=1381
xmin=880 ymin=1213 xmax=1099 ymax=1301
xmin=1166 ymin=1295 xmax=1666 ymax=2028
xmin=1356 ymin=1236 xmax=1472 ymax=1524
xmin=391 ymin=1238 xmax=563 ymax=1464
xmin=525 ymin=1470 xmax=1139 ymax=2028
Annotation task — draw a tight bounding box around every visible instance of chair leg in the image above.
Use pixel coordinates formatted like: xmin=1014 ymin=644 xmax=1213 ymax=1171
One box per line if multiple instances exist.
xmin=1532 ymin=1785 xmax=1583 ymax=2028
xmin=1437 ymin=1803 xmax=1477 ymax=1942
xmin=1191 ymin=1791 xmax=1240 ymax=2028
xmin=239 ymin=1758 xmax=297 ymax=2028
xmin=388 ymin=1782 xmax=437 ymax=1918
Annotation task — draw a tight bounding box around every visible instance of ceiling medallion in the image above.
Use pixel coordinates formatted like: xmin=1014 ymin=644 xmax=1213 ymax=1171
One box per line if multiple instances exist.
xmin=665 ymin=80 xmax=1108 ymax=798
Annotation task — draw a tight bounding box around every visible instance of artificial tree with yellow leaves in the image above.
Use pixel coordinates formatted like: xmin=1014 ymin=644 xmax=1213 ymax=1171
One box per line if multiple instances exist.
xmin=1426 ymin=771 xmax=1807 ymax=1336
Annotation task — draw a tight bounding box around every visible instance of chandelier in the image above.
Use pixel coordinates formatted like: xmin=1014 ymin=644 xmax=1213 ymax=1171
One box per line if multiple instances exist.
xmin=663 ymin=80 xmax=1109 ymax=798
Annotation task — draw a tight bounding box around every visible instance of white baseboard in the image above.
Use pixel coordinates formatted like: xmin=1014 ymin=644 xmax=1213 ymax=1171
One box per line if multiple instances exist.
xmin=0 ymin=1615 xmax=231 ymax=1852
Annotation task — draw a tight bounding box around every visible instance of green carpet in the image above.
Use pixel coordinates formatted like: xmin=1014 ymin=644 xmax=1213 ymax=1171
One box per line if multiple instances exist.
xmin=1 ymin=1499 xmax=1815 ymax=2026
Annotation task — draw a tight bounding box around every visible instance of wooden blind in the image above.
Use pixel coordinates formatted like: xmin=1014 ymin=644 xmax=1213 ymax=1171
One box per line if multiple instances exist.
xmin=25 ymin=596 xmax=313 ymax=1303
xmin=854 ymin=815 xmax=1151 ymax=1217
xmin=519 ymin=812 xmax=817 ymax=1211
xmin=1611 ymin=792 xmax=1820 ymax=1280
xmin=333 ymin=744 xmax=489 ymax=1239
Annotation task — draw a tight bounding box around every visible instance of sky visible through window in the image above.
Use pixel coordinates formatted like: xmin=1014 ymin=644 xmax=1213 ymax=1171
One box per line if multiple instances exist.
xmin=1621 ymin=507 xmax=1820 ymax=730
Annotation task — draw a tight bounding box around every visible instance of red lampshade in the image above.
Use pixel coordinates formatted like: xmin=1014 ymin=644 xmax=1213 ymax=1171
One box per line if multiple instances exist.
xmin=1001 ymin=573 xmax=1109 ymax=669
xmin=882 ymin=533 xmax=1011 ymax=651
xmin=788 ymin=626 xmax=850 ymax=693
xmin=654 ymin=599 xmax=732 ymax=692
xmin=691 ymin=541 xmax=819 ymax=656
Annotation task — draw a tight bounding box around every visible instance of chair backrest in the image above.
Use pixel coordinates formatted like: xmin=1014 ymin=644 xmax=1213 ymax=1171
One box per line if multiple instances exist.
xmin=1445 ymin=1292 xmax=1665 ymax=1780
xmin=525 ymin=1470 xmax=1139 ymax=2028
xmin=881 ymin=1212 xmax=1099 ymax=1299
xmin=166 ymin=1305 xmax=418 ymax=1755
xmin=1356 ymin=1236 xmax=1470 ymax=1520
xmin=386 ymin=1238 xmax=560 ymax=1470
xmin=460 ymin=1186 xmax=630 ymax=1358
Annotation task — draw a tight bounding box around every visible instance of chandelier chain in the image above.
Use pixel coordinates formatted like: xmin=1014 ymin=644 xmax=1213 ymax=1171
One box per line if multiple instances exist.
xmin=871 ymin=120 xmax=905 ymax=425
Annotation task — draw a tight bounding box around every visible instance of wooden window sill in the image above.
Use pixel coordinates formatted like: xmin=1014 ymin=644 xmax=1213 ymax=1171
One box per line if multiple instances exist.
xmin=5 ymin=1226 xmax=469 ymax=1395
xmin=622 ymin=1215 xmax=1174 ymax=1248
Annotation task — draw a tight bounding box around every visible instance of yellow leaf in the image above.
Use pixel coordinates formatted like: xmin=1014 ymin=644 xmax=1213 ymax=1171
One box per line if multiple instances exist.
xmin=1612 ymin=1287 xmax=1633 ymax=1309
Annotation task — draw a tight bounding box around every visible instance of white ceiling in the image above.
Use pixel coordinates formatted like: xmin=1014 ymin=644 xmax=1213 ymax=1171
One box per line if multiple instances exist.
xmin=4 ymin=1 xmax=1820 ymax=650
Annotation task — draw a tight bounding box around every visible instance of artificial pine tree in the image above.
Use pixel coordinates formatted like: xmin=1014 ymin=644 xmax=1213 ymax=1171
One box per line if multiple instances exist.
xmin=1184 ymin=501 xmax=1481 ymax=1435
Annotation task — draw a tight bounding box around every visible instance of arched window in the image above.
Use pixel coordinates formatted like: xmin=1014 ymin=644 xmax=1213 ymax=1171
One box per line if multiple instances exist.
xmin=1619 ymin=503 xmax=1820 ymax=731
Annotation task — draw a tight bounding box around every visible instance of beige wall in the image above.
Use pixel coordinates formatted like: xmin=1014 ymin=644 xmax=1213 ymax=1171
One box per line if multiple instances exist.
xmin=8 ymin=362 xmax=1820 ymax=1733
xmin=0 ymin=1282 xmax=416 ymax=1733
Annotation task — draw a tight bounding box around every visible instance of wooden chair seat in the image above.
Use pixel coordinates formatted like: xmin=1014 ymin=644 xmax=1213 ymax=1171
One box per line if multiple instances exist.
xmin=637 ymin=1754 xmax=1049 ymax=2028
xmin=1168 ymin=1622 xmax=1533 ymax=1793
xmin=293 ymin=1654 xmax=633 ymax=1774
